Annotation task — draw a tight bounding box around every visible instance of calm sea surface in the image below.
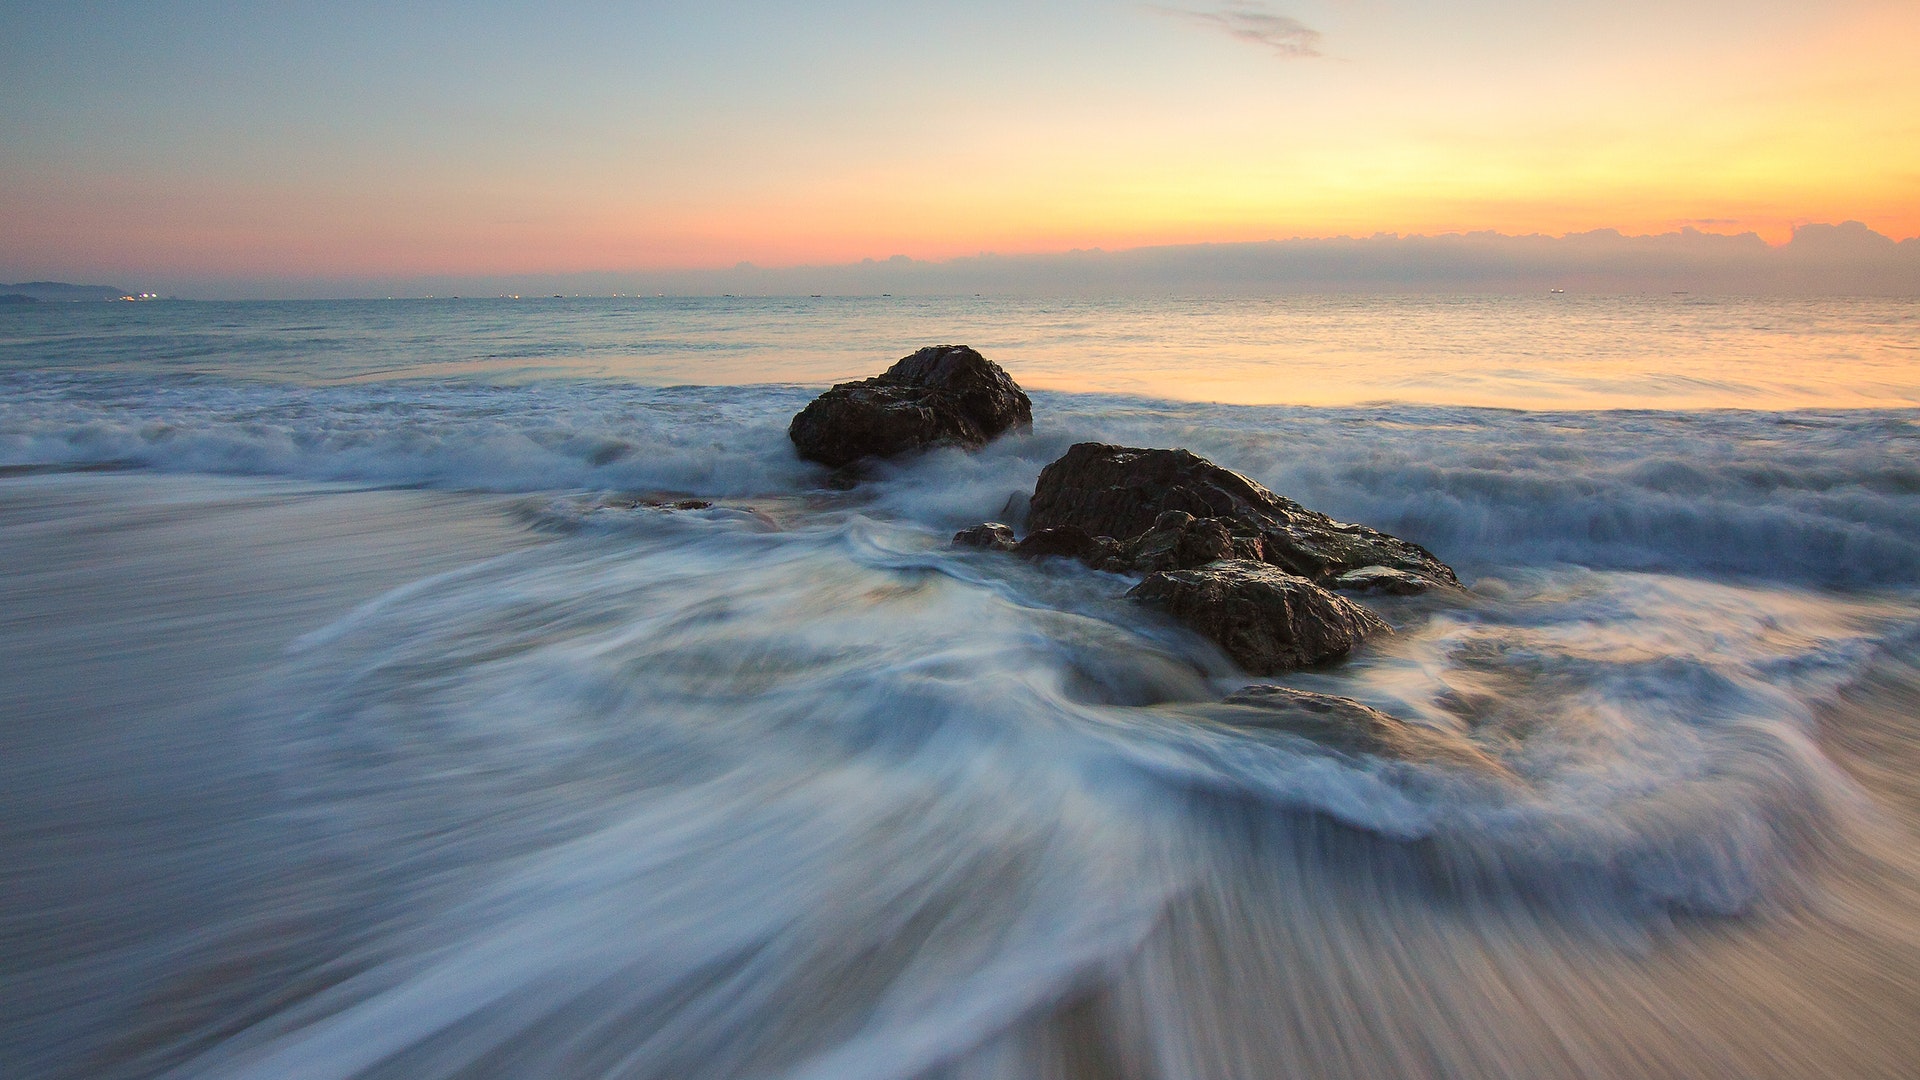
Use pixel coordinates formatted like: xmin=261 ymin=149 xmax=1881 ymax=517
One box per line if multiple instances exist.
xmin=3 ymin=295 xmax=1918 ymax=1079
xmin=2 ymin=293 xmax=1915 ymax=407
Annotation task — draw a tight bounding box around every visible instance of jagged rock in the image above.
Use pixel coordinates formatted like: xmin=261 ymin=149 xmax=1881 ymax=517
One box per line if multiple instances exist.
xmin=1028 ymin=443 xmax=1456 ymax=587
xmin=1330 ymin=565 xmax=1441 ymax=595
xmin=1128 ymin=559 xmax=1387 ymax=674
xmin=789 ymin=345 xmax=1032 ymax=467
xmin=1013 ymin=525 xmax=1118 ymax=564
xmin=1210 ymin=685 xmax=1508 ymax=775
xmin=953 ymin=522 xmax=1017 ymax=551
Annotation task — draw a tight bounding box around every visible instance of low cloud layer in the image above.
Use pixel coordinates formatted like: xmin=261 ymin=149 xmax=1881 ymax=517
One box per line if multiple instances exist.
xmin=376 ymin=223 xmax=1920 ymax=301
xmin=101 ymin=223 xmax=1920 ymax=299
xmin=1158 ymin=2 xmax=1324 ymax=59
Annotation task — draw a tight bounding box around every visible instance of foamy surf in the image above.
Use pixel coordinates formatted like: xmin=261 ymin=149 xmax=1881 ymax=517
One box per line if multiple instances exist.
xmin=4 ymin=295 xmax=1920 ymax=1078
xmin=30 ymin=499 xmax=1898 ymax=1078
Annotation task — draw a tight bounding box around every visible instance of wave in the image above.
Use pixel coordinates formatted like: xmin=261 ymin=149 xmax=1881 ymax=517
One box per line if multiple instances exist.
xmin=5 ymin=443 xmax=1916 ymax=1077
xmin=89 ymin=506 xmax=1893 ymax=1078
xmin=4 ymin=373 xmax=1918 ymax=588
xmin=0 ymin=373 xmax=821 ymax=497
xmin=267 ymin=514 xmax=1883 ymax=916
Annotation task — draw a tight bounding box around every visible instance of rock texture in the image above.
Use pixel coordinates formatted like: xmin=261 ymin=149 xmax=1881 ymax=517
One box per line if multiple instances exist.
xmin=789 ymin=345 xmax=1032 ymax=467
xmin=1028 ymin=443 xmax=1456 ymax=588
xmin=1127 ymin=559 xmax=1388 ymax=674
xmin=1012 ymin=525 xmax=1117 ymax=564
xmin=1329 ymin=565 xmax=1436 ymax=595
xmin=1102 ymin=510 xmax=1253 ymax=574
xmin=1211 ymin=685 xmax=1508 ymax=775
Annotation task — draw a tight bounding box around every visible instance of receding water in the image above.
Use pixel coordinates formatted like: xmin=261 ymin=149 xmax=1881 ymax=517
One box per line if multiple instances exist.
xmin=2 ymin=296 xmax=1918 ymax=1078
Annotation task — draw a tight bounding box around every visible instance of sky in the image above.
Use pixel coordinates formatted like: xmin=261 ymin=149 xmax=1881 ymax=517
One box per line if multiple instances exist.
xmin=3 ymin=1 xmax=1918 ymax=293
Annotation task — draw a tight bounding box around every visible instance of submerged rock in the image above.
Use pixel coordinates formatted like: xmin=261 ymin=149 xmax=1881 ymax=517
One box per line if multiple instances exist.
xmin=1210 ymin=685 xmax=1508 ymax=775
xmin=952 ymin=522 xmax=1017 ymax=551
xmin=1128 ymin=559 xmax=1387 ymax=674
xmin=592 ymin=496 xmax=715 ymax=512
xmin=1330 ymin=565 xmax=1440 ymax=595
xmin=1028 ymin=443 xmax=1456 ymax=588
xmin=789 ymin=345 xmax=1032 ymax=467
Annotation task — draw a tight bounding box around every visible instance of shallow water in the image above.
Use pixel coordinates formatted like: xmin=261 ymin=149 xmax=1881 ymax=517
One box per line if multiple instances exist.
xmin=2 ymin=297 xmax=1918 ymax=1078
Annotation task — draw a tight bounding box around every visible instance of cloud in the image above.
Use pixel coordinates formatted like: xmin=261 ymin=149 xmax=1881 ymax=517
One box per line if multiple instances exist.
xmin=1158 ymin=3 xmax=1324 ymax=59
xmin=302 ymin=226 xmax=1916 ymax=303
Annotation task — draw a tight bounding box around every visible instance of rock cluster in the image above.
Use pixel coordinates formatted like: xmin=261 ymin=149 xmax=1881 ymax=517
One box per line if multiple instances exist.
xmin=1028 ymin=443 xmax=1455 ymax=587
xmin=789 ymin=352 xmax=1489 ymax=771
xmin=952 ymin=442 xmax=1460 ymax=674
xmin=788 ymin=345 xmax=1032 ymax=467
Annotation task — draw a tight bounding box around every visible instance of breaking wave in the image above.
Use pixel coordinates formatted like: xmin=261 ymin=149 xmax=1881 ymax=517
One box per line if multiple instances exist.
xmin=5 ymin=371 xmax=1915 ymax=585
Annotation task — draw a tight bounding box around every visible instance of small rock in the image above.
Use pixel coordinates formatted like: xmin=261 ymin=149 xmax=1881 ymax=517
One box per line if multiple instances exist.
xmin=1128 ymin=559 xmax=1387 ymax=674
xmin=1330 ymin=565 xmax=1440 ymax=595
xmin=789 ymin=345 xmax=1032 ymax=467
xmin=1029 ymin=443 xmax=1456 ymax=587
xmin=591 ymin=496 xmax=713 ymax=512
xmin=1013 ymin=525 xmax=1118 ymax=564
xmin=953 ymin=522 xmax=1017 ymax=551
xmin=1211 ymin=685 xmax=1508 ymax=775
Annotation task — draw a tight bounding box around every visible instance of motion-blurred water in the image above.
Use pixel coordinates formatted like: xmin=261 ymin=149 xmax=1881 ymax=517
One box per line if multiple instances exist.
xmin=3 ymin=296 xmax=1918 ymax=1078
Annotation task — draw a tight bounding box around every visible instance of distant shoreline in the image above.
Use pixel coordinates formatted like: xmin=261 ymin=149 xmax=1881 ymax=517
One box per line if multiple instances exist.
xmin=0 ymin=282 xmax=135 ymax=303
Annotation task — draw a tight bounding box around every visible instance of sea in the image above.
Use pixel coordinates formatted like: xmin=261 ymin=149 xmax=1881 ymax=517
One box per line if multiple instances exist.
xmin=2 ymin=294 xmax=1918 ymax=1079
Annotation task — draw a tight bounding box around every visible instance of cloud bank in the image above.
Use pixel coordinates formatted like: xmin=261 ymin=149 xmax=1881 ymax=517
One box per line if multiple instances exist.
xmin=1158 ymin=3 xmax=1324 ymax=59
xmin=246 ymin=222 xmax=1919 ymax=301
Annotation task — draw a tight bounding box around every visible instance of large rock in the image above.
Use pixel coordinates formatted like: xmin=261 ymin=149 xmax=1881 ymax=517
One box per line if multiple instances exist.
xmin=1028 ymin=443 xmax=1456 ymax=587
xmin=1127 ymin=559 xmax=1387 ymax=674
xmin=789 ymin=345 xmax=1032 ymax=467
xmin=1207 ymin=685 xmax=1508 ymax=775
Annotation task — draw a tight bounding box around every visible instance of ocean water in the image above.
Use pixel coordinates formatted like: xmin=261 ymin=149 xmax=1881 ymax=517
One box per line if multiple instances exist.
xmin=2 ymin=295 xmax=1918 ymax=1078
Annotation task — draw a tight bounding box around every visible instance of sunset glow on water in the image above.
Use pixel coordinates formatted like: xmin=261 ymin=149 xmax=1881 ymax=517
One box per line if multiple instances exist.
xmin=4 ymin=294 xmax=1916 ymax=410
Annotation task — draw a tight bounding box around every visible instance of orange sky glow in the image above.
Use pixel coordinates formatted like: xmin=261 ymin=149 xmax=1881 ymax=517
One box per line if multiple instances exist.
xmin=2 ymin=2 xmax=1916 ymax=286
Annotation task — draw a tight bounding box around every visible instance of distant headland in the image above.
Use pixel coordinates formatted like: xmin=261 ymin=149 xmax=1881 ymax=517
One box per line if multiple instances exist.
xmin=0 ymin=282 xmax=145 ymax=303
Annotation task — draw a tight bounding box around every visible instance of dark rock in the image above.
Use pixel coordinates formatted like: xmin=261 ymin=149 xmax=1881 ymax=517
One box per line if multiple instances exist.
xmin=1330 ymin=565 xmax=1441 ymax=595
xmin=1211 ymin=685 xmax=1508 ymax=775
xmin=1127 ymin=559 xmax=1388 ymax=674
xmin=593 ymin=496 xmax=713 ymax=511
xmin=789 ymin=345 xmax=1032 ymax=467
xmin=953 ymin=522 xmax=1017 ymax=551
xmin=1029 ymin=443 xmax=1456 ymax=587
xmin=1013 ymin=525 xmax=1118 ymax=564
xmin=1101 ymin=510 xmax=1239 ymax=574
